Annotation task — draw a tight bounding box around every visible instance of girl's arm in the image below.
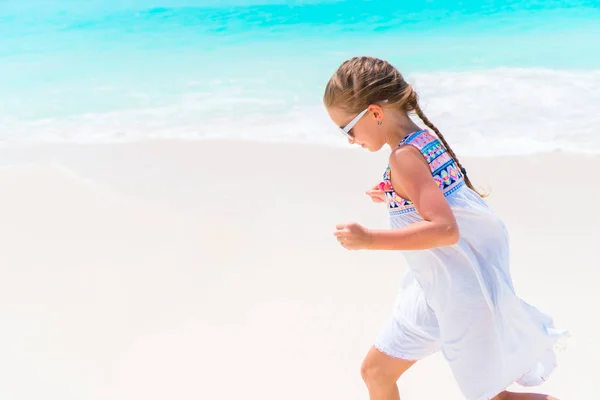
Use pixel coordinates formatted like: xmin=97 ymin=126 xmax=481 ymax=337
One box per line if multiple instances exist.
xmin=335 ymin=145 xmax=459 ymax=251
xmin=369 ymin=145 xmax=459 ymax=250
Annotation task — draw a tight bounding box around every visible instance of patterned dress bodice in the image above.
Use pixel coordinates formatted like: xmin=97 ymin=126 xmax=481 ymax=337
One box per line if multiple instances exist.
xmin=379 ymin=129 xmax=466 ymax=216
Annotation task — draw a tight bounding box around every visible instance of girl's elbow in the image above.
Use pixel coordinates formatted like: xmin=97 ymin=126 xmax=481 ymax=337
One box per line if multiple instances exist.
xmin=441 ymin=223 xmax=460 ymax=246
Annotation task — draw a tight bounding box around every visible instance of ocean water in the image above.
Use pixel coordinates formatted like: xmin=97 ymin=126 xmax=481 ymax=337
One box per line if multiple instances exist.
xmin=1 ymin=0 xmax=599 ymax=155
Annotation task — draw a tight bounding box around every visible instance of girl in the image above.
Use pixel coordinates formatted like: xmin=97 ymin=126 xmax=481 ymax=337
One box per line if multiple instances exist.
xmin=324 ymin=56 xmax=566 ymax=400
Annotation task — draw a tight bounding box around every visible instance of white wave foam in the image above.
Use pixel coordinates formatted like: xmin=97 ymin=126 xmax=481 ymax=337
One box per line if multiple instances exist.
xmin=2 ymin=68 xmax=599 ymax=156
xmin=408 ymin=68 xmax=600 ymax=156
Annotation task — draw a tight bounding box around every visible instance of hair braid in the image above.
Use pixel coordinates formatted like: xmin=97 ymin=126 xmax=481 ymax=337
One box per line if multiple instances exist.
xmin=413 ymin=102 xmax=486 ymax=197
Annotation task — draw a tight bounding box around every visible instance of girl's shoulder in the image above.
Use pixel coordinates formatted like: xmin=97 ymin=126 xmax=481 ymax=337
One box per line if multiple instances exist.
xmin=391 ymin=129 xmax=467 ymax=195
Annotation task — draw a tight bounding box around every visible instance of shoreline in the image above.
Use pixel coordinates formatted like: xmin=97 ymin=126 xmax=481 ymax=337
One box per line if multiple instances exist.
xmin=2 ymin=136 xmax=598 ymax=157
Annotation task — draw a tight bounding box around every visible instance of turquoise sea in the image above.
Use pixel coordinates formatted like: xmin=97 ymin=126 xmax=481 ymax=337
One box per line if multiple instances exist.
xmin=1 ymin=0 xmax=599 ymax=155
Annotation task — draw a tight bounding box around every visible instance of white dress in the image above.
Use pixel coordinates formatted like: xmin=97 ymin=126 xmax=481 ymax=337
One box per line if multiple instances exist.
xmin=374 ymin=129 xmax=568 ymax=400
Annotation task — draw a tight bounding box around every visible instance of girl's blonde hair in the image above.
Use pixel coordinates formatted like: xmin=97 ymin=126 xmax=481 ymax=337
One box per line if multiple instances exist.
xmin=323 ymin=56 xmax=485 ymax=197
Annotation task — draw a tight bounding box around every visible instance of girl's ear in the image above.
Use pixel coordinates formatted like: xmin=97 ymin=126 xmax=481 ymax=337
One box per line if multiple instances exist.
xmin=369 ymin=105 xmax=383 ymax=122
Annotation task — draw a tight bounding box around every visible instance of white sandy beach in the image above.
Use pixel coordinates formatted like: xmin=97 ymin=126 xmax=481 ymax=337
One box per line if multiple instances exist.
xmin=0 ymin=140 xmax=597 ymax=400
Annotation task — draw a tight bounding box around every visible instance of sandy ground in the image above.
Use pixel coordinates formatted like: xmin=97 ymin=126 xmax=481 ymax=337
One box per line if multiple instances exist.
xmin=0 ymin=140 xmax=596 ymax=400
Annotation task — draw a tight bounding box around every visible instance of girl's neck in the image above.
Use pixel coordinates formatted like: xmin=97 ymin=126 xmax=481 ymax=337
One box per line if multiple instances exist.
xmin=385 ymin=115 xmax=423 ymax=150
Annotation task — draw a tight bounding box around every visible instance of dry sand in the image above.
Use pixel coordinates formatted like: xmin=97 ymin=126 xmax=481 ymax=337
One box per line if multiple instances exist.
xmin=0 ymin=140 xmax=596 ymax=399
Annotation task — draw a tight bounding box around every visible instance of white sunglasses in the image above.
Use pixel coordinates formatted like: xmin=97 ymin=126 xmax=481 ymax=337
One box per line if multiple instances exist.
xmin=338 ymin=100 xmax=388 ymax=139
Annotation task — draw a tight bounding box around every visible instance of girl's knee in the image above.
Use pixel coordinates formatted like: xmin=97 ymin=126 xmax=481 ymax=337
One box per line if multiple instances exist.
xmin=360 ymin=359 xmax=389 ymax=385
xmin=360 ymin=347 xmax=414 ymax=386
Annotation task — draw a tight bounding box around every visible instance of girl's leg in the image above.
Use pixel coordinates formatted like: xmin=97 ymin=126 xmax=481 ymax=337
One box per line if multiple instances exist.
xmin=360 ymin=346 xmax=416 ymax=400
xmin=493 ymin=391 xmax=559 ymax=400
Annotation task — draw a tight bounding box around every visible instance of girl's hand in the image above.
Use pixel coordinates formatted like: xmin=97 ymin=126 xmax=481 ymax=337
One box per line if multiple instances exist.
xmin=334 ymin=222 xmax=373 ymax=250
xmin=366 ymin=183 xmax=386 ymax=203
